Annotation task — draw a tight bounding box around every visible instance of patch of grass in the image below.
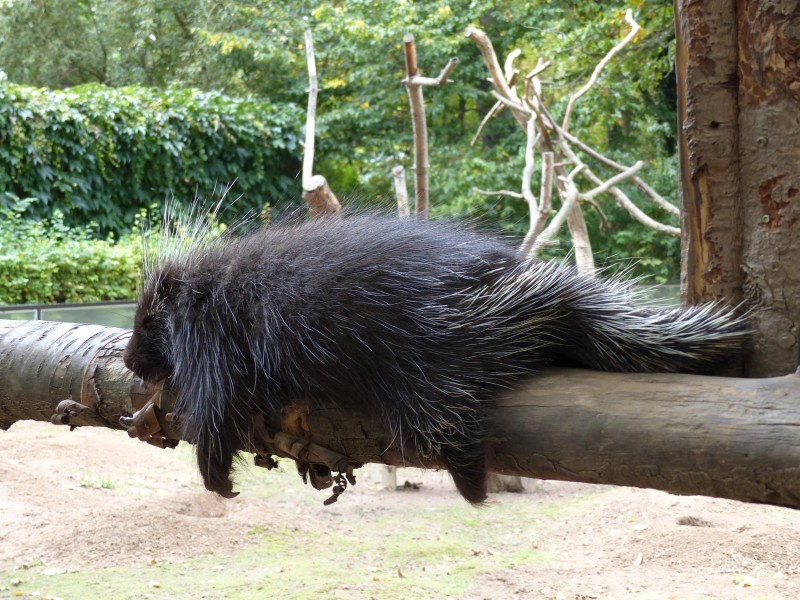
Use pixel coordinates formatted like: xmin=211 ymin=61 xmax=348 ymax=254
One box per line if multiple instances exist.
xmin=0 ymin=503 xmax=556 ymax=600
xmin=78 ymin=472 xmax=116 ymax=490
xmin=0 ymin=464 xmax=610 ymax=599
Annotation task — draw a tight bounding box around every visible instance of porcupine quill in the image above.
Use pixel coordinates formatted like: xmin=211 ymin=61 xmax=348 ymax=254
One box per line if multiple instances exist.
xmin=123 ymin=210 xmax=748 ymax=504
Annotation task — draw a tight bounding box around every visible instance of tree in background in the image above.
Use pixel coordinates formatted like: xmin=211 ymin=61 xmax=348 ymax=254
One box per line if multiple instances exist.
xmin=0 ymin=0 xmax=680 ymax=278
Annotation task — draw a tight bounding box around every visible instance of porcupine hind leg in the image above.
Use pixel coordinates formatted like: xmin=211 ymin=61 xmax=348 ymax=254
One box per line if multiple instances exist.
xmin=439 ymin=442 xmax=490 ymax=504
xmin=194 ymin=426 xmax=239 ymax=498
xmin=388 ymin=386 xmax=491 ymax=504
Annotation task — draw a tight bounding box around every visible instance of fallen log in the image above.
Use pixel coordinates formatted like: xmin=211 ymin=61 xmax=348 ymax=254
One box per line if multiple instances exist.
xmin=1 ymin=319 xmax=798 ymax=507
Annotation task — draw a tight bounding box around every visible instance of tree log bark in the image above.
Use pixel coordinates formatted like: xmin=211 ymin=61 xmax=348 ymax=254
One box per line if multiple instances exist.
xmin=737 ymin=0 xmax=800 ymax=377
xmin=302 ymin=175 xmax=341 ymax=217
xmin=675 ymin=0 xmax=800 ymax=378
xmin=675 ymin=0 xmax=743 ymax=306
xmin=2 ymin=320 xmax=799 ymax=508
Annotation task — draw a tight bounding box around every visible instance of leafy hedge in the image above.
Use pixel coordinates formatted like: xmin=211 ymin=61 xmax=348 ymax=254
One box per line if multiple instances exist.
xmin=0 ymin=81 xmax=303 ymax=233
xmin=0 ymin=199 xmax=141 ymax=304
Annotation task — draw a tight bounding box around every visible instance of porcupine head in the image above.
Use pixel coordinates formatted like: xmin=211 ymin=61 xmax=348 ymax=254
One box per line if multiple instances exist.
xmin=123 ymin=206 xmax=249 ymax=499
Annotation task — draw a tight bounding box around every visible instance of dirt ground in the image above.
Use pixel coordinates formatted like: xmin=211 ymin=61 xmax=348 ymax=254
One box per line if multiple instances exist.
xmin=1 ymin=421 xmax=799 ymax=600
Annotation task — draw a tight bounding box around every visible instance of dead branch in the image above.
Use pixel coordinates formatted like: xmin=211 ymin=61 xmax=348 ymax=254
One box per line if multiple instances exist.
xmin=489 ymin=90 xmax=531 ymax=116
xmin=392 ymin=165 xmax=410 ymax=218
xmin=520 ymin=151 xmax=555 ymax=256
xmin=503 ymin=48 xmax=522 ymax=83
xmin=3 ymin=319 xmax=800 ymax=509
xmin=521 ymin=117 xmax=539 ymax=222
xmin=524 ymin=60 xmax=551 ymax=88
xmin=554 ymin=126 xmax=679 ymax=217
xmin=533 ymin=87 xmax=681 ymax=237
xmin=539 ymin=151 xmax=555 ymax=222
xmin=483 ymin=74 xmax=595 ymax=270
xmin=465 ymin=28 xmax=528 ymax=129
xmin=402 ymin=35 xmax=457 ymax=220
xmin=470 ymin=100 xmax=504 ymax=147
xmin=530 ymin=166 xmax=583 ymax=255
xmin=582 ymin=160 xmax=644 ymax=201
xmin=301 ymin=30 xmax=341 ymax=217
xmin=470 ymin=50 xmax=528 ymax=147
xmin=561 ymin=9 xmax=641 ymax=133
xmin=472 ymin=188 xmax=523 ymax=199
xmin=470 ymin=14 xmax=678 ymax=269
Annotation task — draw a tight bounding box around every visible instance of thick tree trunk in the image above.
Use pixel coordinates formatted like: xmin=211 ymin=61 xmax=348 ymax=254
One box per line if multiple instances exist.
xmin=2 ymin=320 xmax=799 ymax=508
xmin=737 ymin=0 xmax=800 ymax=377
xmin=676 ymin=0 xmax=800 ymax=377
xmin=675 ymin=0 xmax=743 ymax=305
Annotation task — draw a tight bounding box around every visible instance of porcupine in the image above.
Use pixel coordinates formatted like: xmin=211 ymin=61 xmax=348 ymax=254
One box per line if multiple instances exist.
xmin=123 ymin=213 xmax=748 ymax=504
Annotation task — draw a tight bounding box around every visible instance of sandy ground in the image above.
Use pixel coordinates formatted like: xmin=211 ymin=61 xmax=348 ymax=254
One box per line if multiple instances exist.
xmin=1 ymin=421 xmax=799 ymax=599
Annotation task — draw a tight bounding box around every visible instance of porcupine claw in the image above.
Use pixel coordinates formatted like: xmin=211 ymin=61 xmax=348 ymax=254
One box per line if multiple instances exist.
xmin=202 ymin=476 xmax=240 ymax=499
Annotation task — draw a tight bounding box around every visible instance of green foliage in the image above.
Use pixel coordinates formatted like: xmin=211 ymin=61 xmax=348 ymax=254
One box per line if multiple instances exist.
xmin=0 ymin=80 xmax=302 ymax=233
xmin=0 ymin=0 xmax=682 ymax=279
xmin=0 ymin=198 xmax=141 ymax=304
xmin=584 ymin=153 xmax=681 ymax=282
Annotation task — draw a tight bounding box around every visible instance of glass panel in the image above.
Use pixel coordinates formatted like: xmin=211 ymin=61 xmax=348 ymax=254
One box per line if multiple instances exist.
xmin=0 ymin=310 xmax=37 ymax=321
xmin=636 ymin=284 xmax=680 ymax=307
xmin=40 ymin=305 xmax=136 ymax=328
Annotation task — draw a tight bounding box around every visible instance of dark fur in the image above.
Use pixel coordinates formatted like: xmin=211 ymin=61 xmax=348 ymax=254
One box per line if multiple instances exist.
xmin=123 ymin=215 xmax=748 ymax=503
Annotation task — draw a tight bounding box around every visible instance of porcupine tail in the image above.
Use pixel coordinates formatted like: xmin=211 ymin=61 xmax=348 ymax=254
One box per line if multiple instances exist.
xmin=431 ymin=259 xmax=748 ymax=503
xmin=460 ymin=258 xmax=749 ymax=375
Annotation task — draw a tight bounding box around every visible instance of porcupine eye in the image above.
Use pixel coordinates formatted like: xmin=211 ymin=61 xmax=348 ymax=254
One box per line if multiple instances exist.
xmin=123 ymin=313 xmax=172 ymax=382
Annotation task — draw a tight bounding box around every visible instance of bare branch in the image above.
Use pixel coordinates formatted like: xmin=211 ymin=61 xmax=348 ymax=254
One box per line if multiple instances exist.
xmin=488 ymin=82 xmax=595 ymax=270
xmin=524 ymin=59 xmax=551 ymax=84
xmin=470 ymin=100 xmax=505 ymax=146
xmin=403 ymin=34 xmax=458 ymax=220
xmin=489 ymin=90 xmax=532 ymax=116
xmin=470 ymin=47 xmax=524 ymax=147
xmin=531 ymin=87 xmax=679 ymax=236
xmin=539 ymin=151 xmax=555 ymax=217
xmin=408 ymin=57 xmax=459 ymax=87
xmin=556 ymin=127 xmax=679 ymax=216
xmin=403 ymin=34 xmax=429 ymax=220
xmin=523 ymin=59 xmax=551 ymax=114
xmin=530 ymin=168 xmax=583 ymax=256
xmin=472 ymin=188 xmax=524 ymax=199
xmin=465 ymin=28 xmax=528 ymax=128
xmin=582 ymin=160 xmax=644 ymax=200
xmin=562 ymin=9 xmax=641 ymax=133
xmin=558 ymin=133 xmax=680 ymax=236
xmin=504 ymin=48 xmax=521 ymax=81
xmin=392 ymin=165 xmax=410 ymax=218
xmin=301 ymin=30 xmax=340 ymax=216
xmin=302 ymin=29 xmax=318 ymax=189
xmin=518 ymin=117 xmax=544 ymax=254
xmin=520 ymin=151 xmax=554 ymax=256
xmin=521 ymin=117 xmax=539 ymax=212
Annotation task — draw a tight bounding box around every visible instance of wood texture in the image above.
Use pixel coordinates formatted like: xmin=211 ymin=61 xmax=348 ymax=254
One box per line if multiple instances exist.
xmin=675 ymin=0 xmax=743 ymax=304
xmin=676 ymin=0 xmax=800 ymax=377
xmin=2 ymin=320 xmax=799 ymax=508
xmin=737 ymin=0 xmax=800 ymax=376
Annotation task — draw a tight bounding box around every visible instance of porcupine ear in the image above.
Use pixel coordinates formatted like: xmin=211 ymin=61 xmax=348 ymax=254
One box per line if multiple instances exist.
xmin=169 ymin=310 xmax=244 ymax=499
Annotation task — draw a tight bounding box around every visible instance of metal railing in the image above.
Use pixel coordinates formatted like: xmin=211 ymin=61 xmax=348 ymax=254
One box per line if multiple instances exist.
xmin=0 ymin=299 xmax=136 ymax=328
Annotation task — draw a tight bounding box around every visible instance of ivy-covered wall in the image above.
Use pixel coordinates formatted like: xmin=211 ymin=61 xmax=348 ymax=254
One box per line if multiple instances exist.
xmin=0 ymin=82 xmax=303 ymax=233
xmin=0 ymin=200 xmax=141 ymax=304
